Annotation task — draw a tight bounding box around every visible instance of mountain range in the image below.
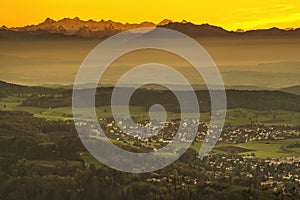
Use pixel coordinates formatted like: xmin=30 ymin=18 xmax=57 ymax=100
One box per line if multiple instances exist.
xmin=1 ymin=17 xmax=300 ymax=39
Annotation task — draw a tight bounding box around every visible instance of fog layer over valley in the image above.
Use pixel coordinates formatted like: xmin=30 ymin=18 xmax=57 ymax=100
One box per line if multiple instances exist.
xmin=0 ymin=35 xmax=299 ymax=89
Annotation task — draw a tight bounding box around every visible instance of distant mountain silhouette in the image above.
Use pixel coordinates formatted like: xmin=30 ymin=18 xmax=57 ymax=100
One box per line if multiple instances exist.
xmin=159 ymin=22 xmax=230 ymax=37
xmin=158 ymin=22 xmax=300 ymax=38
xmin=5 ymin=17 xmax=155 ymax=38
xmin=1 ymin=17 xmax=300 ymax=39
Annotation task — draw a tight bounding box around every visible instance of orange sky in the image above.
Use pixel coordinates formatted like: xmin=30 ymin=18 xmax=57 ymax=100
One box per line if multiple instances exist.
xmin=1 ymin=0 xmax=300 ymax=30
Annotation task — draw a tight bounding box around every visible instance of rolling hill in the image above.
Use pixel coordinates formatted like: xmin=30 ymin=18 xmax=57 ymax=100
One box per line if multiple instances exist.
xmin=1 ymin=80 xmax=300 ymax=112
xmin=280 ymin=85 xmax=300 ymax=95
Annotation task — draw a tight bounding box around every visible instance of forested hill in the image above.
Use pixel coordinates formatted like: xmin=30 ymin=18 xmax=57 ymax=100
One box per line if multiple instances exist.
xmin=0 ymin=80 xmax=66 ymax=96
xmin=1 ymin=81 xmax=300 ymax=112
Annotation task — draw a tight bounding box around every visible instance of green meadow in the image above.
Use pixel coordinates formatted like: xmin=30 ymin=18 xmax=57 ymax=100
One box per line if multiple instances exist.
xmin=209 ymin=138 xmax=300 ymax=159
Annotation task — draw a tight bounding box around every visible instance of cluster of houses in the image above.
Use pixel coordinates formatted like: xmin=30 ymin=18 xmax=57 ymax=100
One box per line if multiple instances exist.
xmin=75 ymin=118 xmax=201 ymax=145
xmin=217 ymin=126 xmax=300 ymax=143
xmin=74 ymin=117 xmax=300 ymax=194
xmin=144 ymin=154 xmax=300 ymax=194
xmin=75 ymin=118 xmax=300 ymax=147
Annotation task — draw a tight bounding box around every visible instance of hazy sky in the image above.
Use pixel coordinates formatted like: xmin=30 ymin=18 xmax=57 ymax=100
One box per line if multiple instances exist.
xmin=1 ymin=0 xmax=300 ymax=30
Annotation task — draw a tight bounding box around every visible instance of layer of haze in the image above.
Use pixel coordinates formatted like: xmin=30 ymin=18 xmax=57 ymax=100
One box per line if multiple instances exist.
xmin=1 ymin=0 xmax=300 ymax=30
xmin=0 ymin=36 xmax=299 ymax=89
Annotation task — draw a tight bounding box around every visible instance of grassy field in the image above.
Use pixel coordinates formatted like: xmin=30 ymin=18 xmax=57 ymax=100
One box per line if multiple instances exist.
xmin=27 ymin=160 xmax=81 ymax=167
xmin=210 ymin=138 xmax=300 ymax=158
xmin=239 ymin=142 xmax=293 ymax=158
xmin=190 ymin=138 xmax=300 ymax=159
xmin=292 ymin=148 xmax=300 ymax=153
xmin=225 ymin=108 xmax=300 ymax=126
xmin=81 ymin=153 xmax=103 ymax=166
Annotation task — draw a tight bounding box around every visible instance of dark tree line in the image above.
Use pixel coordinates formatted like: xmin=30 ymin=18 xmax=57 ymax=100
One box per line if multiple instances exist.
xmin=20 ymin=87 xmax=300 ymax=112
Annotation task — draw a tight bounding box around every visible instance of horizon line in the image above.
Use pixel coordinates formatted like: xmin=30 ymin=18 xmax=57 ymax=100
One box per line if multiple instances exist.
xmin=2 ymin=17 xmax=299 ymax=32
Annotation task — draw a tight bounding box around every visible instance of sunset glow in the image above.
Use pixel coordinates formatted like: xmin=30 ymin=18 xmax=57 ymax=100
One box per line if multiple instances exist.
xmin=1 ymin=0 xmax=300 ymax=30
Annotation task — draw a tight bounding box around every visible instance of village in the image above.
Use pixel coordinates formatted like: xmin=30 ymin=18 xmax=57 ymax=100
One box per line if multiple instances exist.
xmin=73 ymin=117 xmax=300 ymax=193
xmin=75 ymin=117 xmax=300 ymax=146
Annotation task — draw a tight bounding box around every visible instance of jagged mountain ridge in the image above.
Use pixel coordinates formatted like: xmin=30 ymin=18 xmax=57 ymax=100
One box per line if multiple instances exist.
xmin=1 ymin=17 xmax=300 ymax=38
xmin=10 ymin=17 xmax=156 ymax=38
